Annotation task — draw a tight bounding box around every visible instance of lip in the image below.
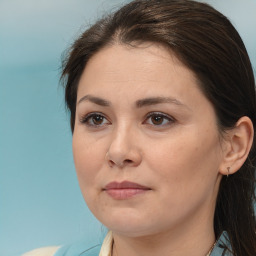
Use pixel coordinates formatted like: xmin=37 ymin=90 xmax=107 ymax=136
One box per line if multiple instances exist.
xmin=103 ymin=181 xmax=151 ymax=200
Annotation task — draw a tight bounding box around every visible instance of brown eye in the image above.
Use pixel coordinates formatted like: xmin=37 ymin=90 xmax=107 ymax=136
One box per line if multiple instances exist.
xmin=92 ymin=115 xmax=104 ymax=125
xmin=80 ymin=113 xmax=110 ymax=127
xmin=151 ymin=115 xmax=164 ymax=125
xmin=144 ymin=112 xmax=174 ymax=126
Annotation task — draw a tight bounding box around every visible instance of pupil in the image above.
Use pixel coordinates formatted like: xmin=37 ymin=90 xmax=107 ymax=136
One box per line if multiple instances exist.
xmin=152 ymin=116 xmax=163 ymax=125
xmin=93 ymin=115 xmax=103 ymax=125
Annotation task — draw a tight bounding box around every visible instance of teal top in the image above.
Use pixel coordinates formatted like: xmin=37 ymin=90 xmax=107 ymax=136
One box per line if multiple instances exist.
xmin=55 ymin=244 xmax=101 ymax=256
xmin=54 ymin=231 xmax=232 ymax=256
xmin=211 ymin=232 xmax=233 ymax=256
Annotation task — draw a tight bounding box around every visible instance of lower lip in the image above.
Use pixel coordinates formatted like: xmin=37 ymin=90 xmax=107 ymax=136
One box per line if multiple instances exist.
xmin=105 ymin=188 xmax=150 ymax=200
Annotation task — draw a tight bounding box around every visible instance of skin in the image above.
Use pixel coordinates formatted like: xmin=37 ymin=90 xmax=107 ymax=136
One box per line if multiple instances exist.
xmin=72 ymin=43 xmax=237 ymax=256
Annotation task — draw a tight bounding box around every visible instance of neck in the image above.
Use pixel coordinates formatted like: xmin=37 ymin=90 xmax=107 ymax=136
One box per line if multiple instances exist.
xmin=112 ymin=217 xmax=216 ymax=256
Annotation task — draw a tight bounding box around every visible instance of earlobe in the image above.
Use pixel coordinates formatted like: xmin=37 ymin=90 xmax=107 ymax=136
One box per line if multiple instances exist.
xmin=219 ymin=116 xmax=254 ymax=176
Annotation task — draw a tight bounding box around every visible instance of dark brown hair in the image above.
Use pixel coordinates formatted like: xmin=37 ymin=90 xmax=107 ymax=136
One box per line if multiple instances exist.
xmin=61 ymin=0 xmax=256 ymax=255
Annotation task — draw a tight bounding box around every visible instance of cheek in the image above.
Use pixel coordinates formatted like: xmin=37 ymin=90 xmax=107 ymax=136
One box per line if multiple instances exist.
xmin=146 ymin=143 xmax=194 ymax=193
xmin=146 ymin=128 xmax=221 ymax=190
xmin=143 ymin=130 xmax=221 ymax=223
xmin=72 ymin=133 xmax=105 ymax=189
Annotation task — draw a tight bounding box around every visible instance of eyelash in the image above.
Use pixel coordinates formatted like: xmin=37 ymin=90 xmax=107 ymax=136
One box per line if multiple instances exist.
xmin=79 ymin=112 xmax=175 ymax=128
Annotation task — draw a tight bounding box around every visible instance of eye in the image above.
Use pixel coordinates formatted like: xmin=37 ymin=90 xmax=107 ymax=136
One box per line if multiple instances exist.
xmin=80 ymin=113 xmax=110 ymax=127
xmin=144 ymin=112 xmax=174 ymax=126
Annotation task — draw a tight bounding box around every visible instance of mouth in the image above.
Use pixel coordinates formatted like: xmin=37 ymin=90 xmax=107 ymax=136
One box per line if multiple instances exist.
xmin=103 ymin=181 xmax=151 ymax=200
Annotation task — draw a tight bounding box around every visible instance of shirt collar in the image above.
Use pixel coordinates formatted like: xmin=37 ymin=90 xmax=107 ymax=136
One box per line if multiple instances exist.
xmin=211 ymin=231 xmax=233 ymax=256
xmin=99 ymin=231 xmax=113 ymax=256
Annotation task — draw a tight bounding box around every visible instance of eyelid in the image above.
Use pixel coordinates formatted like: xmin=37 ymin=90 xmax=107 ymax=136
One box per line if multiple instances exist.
xmin=145 ymin=111 xmax=174 ymax=119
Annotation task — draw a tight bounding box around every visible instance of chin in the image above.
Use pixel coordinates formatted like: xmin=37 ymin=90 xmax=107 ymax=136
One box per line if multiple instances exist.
xmin=97 ymin=211 xmax=159 ymax=238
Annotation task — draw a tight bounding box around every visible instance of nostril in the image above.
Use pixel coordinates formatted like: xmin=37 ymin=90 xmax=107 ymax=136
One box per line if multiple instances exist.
xmin=108 ymin=160 xmax=115 ymax=167
xmin=108 ymin=159 xmax=133 ymax=168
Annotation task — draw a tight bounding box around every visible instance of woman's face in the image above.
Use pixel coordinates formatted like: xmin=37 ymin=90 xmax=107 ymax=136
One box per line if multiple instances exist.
xmin=73 ymin=44 xmax=224 ymax=237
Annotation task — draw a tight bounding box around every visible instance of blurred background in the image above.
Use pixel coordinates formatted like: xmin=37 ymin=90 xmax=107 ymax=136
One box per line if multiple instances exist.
xmin=0 ymin=0 xmax=255 ymax=255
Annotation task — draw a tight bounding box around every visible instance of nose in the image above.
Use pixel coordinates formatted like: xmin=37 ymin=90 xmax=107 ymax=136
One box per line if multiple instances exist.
xmin=106 ymin=126 xmax=142 ymax=169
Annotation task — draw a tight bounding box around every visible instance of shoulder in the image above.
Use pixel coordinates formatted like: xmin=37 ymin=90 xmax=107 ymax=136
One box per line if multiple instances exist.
xmin=22 ymin=246 xmax=60 ymax=256
xmin=21 ymin=244 xmax=101 ymax=256
xmin=22 ymin=232 xmax=111 ymax=256
xmin=54 ymin=232 xmax=112 ymax=256
xmin=54 ymin=244 xmax=101 ymax=256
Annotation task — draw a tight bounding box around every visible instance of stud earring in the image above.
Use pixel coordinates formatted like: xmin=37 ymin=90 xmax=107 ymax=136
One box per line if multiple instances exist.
xmin=227 ymin=167 xmax=230 ymax=177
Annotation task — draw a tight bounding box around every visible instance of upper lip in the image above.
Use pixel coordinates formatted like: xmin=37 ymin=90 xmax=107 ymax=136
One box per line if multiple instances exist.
xmin=104 ymin=181 xmax=151 ymax=190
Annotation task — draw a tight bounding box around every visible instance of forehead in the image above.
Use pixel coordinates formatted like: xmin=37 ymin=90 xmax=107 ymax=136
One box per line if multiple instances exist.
xmin=77 ymin=43 xmax=200 ymax=97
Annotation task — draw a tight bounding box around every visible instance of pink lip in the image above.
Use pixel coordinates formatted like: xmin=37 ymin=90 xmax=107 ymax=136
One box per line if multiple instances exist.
xmin=104 ymin=181 xmax=151 ymax=200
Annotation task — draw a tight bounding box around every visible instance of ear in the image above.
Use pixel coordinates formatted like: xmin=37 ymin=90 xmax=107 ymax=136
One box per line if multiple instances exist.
xmin=219 ymin=116 xmax=254 ymax=176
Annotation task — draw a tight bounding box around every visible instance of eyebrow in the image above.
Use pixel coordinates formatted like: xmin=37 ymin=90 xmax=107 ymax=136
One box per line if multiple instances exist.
xmin=77 ymin=94 xmax=188 ymax=109
xmin=77 ymin=95 xmax=111 ymax=106
xmin=135 ymin=97 xmax=186 ymax=108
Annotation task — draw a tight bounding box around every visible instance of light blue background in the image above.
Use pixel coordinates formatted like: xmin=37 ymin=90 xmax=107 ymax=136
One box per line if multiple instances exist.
xmin=0 ymin=1 xmax=255 ymax=255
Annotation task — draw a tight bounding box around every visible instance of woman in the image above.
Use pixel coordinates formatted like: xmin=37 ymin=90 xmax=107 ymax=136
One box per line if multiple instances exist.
xmin=23 ymin=0 xmax=256 ymax=255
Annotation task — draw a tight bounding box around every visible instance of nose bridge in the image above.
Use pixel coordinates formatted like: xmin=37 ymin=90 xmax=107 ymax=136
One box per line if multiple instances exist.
xmin=110 ymin=121 xmax=133 ymax=153
xmin=107 ymin=120 xmax=141 ymax=167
